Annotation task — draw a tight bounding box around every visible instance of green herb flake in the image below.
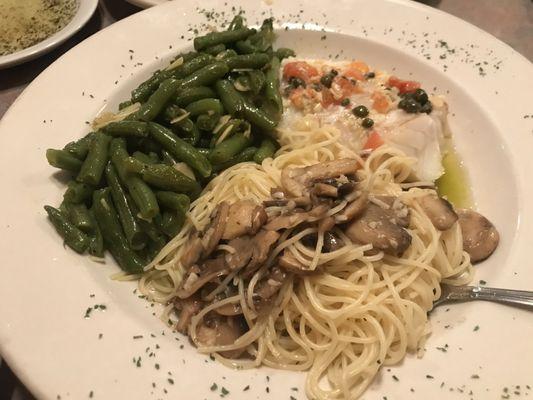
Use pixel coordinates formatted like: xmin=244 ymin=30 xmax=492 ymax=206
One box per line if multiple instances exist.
xmin=243 ymin=385 xmax=250 ymax=391
xmin=155 ymin=363 xmax=160 ymax=370
xmin=392 ymin=375 xmax=399 ymax=381
xmin=89 ymin=391 xmax=94 ymax=398
xmin=210 ymin=383 xmax=218 ymax=391
xmin=471 ymin=374 xmax=480 ymax=379
xmin=473 ymin=325 xmax=480 ymax=332
xmin=133 ymin=335 xmax=143 ymax=339
xmin=221 ymin=387 xmax=229 ymax=396
xmin=167 ymin=378 xmax=174 ymax=385
xmin=479 ymin=279 xmax=487 ymax=285
xmin=426 ymin=375 xmax=434 ymax=379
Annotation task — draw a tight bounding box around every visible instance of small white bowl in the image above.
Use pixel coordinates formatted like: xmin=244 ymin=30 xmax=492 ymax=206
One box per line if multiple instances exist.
xmin=0 ymin=0 xmax=99 ymax=69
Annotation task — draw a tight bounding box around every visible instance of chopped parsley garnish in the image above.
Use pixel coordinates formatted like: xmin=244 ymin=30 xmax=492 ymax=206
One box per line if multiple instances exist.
xmin=210 ymin=383 xmax=218 ymax=391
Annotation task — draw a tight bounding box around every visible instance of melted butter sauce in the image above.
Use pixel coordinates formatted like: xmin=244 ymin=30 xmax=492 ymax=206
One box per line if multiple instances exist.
xmin=436 ymin=138 xmax=473 ymax=209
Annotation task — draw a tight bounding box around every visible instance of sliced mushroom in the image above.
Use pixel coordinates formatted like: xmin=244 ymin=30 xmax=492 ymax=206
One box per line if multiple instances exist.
xmin=279 ymin=249 xmax=313 ymax=273
xmin=222 ymin=200 xmax=267 ymax=240
xmin=224 ymin=236 xmax=253 ymax=271
xmin=177 ymin=257 xmax=228 ymax=299
xmin=214 ymin=302 xmax=243 ymax=316
xmin=175 ymin=295 xmax=203 ymax=334
xmin=241 ymin=229 xmax=281 ymax=279
xmin=264 ymin=204 xmax=329 ymax=231
xmin=318 ymin=216 xmax=336 ymax=232
xmin=180 ymin=234 xmax=204 ymax=270
xmin=255 ymin=266 xmax=287 ymax=300
xmin=312 ymin=182 xmax=338 ymax=198
xmin=374 ymin=196 xmax=410 ymax=227
xmin=418 ymin=194 xmax=458 ymax=231
xmin=457 ymin=209 xmax=499 ymax=263
xmin=202 ymin=202 xmax=230 ymax=257
xmin=281 ymin=159 xmax=359 ymax=197
xmin=345 ymin=203 xmax=412 ymax=256
xmin=323 ymin=231 xmax=343 ymax=252
xmin=336 ymin=191 xmax=369 ymax=223
xmin=195 ymin=315 xmax=246 ymax=358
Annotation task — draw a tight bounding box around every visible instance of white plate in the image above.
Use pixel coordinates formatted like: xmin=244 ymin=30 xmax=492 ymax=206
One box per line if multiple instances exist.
xmin=0 ymin=0 xmax=99 ymax=69
xmin=125 ymin=0 xmax=168 ymax=9
xmin=0 ymin=1 xmax=532 ymax=399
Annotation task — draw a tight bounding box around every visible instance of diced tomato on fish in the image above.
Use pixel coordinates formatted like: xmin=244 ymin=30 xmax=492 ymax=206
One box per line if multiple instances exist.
xmin=363 ymin=131 xmax=384 ymax=150
xmin=371 ymin=92 xmax=390 ymax=114
xmin=345 ymin=61 xmax=370 ymax=80
xmin=283 ymin=61 xmax=319 ymax=83
xmin=388 ymin=76 xmax=421 ymax=94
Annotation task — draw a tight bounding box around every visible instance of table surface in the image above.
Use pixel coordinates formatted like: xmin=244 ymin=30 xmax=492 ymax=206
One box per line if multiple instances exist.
xmin=0 ymin=0 xmax=532 ymax=399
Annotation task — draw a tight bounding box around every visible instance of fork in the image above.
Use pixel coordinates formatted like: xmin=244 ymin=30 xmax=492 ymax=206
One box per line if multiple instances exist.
xmin=433 ymin=284 xmax=533 ymax=309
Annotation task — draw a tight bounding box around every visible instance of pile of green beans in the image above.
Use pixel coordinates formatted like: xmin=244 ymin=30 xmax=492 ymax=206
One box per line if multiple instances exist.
xmin=44 ymin=16 xmax=292 ymax=273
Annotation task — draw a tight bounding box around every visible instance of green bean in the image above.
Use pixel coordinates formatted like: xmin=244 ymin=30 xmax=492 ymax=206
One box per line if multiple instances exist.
xmin=106 ymin=163 xmax=147 ymax=250
xmin=212 ymin=146 xmax=258 ymax=172
xmin=209 ymin=132 xmax=251 ymax=164
xmin=170 ymin=53 xmax=214 ymax=79
xmin=216 ymin=49 xmax=238 ymax=59
xmin=148 ymin=122 xmax=211 ymax=177
xmin=203 ymin=43 xmax=226 ymax=56
xmin=133 ymin=151 xmax=159 ymax=165
xmin=211 ymin=119 xmax=249 ymax=148
xmin=196 ymin=114 xmax=220 ymax=132
xmin=174 ymin=86 xmax=216 ymax=107
xmin=215 ymin=79 xmax=245 ymax=114
xmin=228 ymin=15 xmax=245 ymax=31
xmin=162 ymin=104 xmax=187 ymax=123
xmin=194 ymin=28 xmax=255 ymax=51
xmin=136 ymin=78 xmax=181 ymax=122
xmin=76 ymin=133 xmax=111 ymax=185
xmin=264 ymin=56 xmax=283 ymax=117
xmin=235 ymin=40 xmax=256 ymax=54
xmin=196 ymin=148 xmax=211 ymax=157
xmin=185 ymin=98 xmax=224 ymax=117
xmin=130 ymin=53 xmax=205 ymax=103
xmin=44 ymin=205 xmax=90 ymax=254
xmin=131 ymin=71 xmax=163 ymax=104
xmin=175 ymin=118 xmax=201 ymax=144
xmin=87 ymin=209 xmax=104 ymax=258
xmin=225 ymin=53 xmax=270 ymax=70
xmin=215 ymin=84 xmax=276 ymax=131
xmin=92 ymin=188 xmax=145 ymax=274
xmin=235 ymin=70 xmax=266 ymax=94
xmin=254 ymin=138 xmax=278 ymax=164
xmin=64 ymin=202 xmax=94 ymax=233
xmin=46 ymin=149 xmax=83 ymax=173
xmin=110 ymin=138 xmax=160 ymax=220
xmin=179 ymin=61 xmax=229 ymax=89
xmin=274 ymin=48 xmax=295 ymax=60
xmin=63 ymin=181 xmax=94 ymax=203
xmin=103 ymin=121 xmax=149 ymax=138
xmin=63 ymin=133 xmax=95 ymax=160
xmin=242 ymin=102 xmax=277 ymax=132
xmin=159 ymin=211 xmax=185 ymax=237
xmin=123 ymin=157 xmax=201 ymax=194
xmin=247 ymin=18 xmax=275 ymax=52
xmin=119 ymin=100 xmax=133 ymax=110
xmin=156 ymin=191 xmax=190 ymax=211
